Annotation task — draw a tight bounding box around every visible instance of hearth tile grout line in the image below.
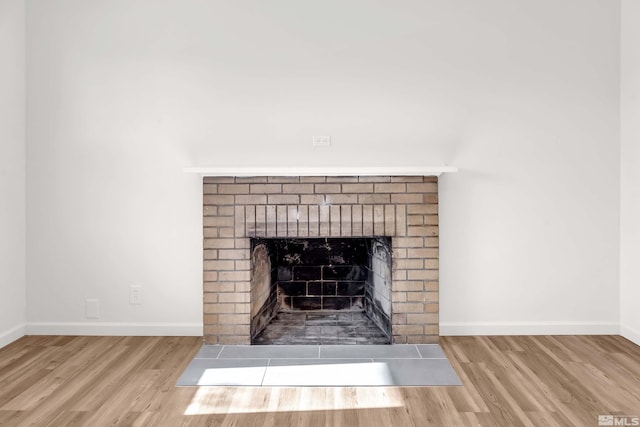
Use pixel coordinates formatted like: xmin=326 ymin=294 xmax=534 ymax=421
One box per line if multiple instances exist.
xmin=260 ymin=359 xmax=272 ymax=386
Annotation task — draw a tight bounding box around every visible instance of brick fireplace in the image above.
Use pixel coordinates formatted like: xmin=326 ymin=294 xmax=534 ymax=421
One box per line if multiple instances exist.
xmin=202 ymin=175 xmax=440 ymax=344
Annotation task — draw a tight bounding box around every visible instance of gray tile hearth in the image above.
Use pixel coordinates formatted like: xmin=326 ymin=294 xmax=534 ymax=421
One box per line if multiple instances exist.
xmin=194 ymin=345 xmax=224 ymax=359
xmin=176 ymin=358 xmax=268 ymax=386
xmin=373 ymin=358 xmax=461 ymax=386
xmin=416 ymin=344 xmax=447 ymax=358
xmin=262 ymin=358 xmax=391 ymax=386
xmin=219 ymin=345 xmax=319 ymax=359
xmin=319 ymin=344 xmax=421 ymax=359
xmin=177 ymin=344 xmax=462 ymax=387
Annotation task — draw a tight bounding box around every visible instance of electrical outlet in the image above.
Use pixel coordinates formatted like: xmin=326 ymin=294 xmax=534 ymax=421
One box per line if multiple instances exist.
xmin=86 ymin=299 xmax=99 ymax=319
xmin=312 ymin=135 xmax=331 ymax=147
xmin=130 ymin=286 xmax=143 ymax=305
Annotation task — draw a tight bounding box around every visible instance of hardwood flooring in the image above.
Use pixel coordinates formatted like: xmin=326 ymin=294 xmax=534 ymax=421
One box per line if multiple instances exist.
xmin=0 ymin=335 xmax=638 ymax=426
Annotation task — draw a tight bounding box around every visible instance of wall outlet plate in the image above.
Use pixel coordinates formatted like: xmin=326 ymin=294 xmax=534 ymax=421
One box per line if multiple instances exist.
xmin=130 ymin=286 xmax=143 ymax=305
xmin=86 ymin=299 xmax=99 ymax=319
xmin=312 ymin=136 xmax=331 ymax=147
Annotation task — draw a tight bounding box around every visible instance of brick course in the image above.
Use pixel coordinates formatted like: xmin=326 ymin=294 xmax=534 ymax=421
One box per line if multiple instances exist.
xmin=203 ymin=175 xmax=439 ymax=345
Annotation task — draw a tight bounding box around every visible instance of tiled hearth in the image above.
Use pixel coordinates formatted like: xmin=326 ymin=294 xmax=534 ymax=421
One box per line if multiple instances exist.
xmin=202 ymin=175 xmax=440 ymax=345
xmin=177 ymin=344 xmax=462 ymax=386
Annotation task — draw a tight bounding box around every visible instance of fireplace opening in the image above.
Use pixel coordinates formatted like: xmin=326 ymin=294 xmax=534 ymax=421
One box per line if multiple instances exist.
xmin=250 ymin=237 xmax=392 ymax=345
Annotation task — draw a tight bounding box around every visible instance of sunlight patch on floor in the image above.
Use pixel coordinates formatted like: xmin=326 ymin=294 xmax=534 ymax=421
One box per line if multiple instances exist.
xmin=184 ymin=364 xmax=405 ymax=415
xmin=263 ymin=362 xmax=395 ymax=386
xmin=194 ymin=366 xmax=266 ymax=386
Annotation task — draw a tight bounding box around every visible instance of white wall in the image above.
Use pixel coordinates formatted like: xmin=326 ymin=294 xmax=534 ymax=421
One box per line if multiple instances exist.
xmin=620 ymin=0 xmax=640 ymax=346
xmin=0 ymin=0 xmax=26 ymax=346
xmin=439 ymin=1 xmax=621 ymax=335
xmin=25 ymin=0 xmax=621 ymax=335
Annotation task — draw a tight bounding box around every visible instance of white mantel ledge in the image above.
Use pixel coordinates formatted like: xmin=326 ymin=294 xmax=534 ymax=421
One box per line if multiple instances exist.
xmin=183 ymin=166 xmax=457 ymax=177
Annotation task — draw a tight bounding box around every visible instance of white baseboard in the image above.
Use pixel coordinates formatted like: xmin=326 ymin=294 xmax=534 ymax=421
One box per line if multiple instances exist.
xmin=440 ymin=321 xmax=620 ymax=336
xmin=620 ymin=324 xmax=640 ymax=346
xmin=0 ymin=323 xmax=26 ymax=349
xmin=26 ymin=322 xmax=203 ymax=336
xmin=15 ymin=321 xmax=633 ymax=341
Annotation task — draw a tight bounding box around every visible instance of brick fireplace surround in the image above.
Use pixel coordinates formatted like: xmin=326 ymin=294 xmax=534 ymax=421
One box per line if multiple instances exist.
xmin=202 ymin=175 xmax=440 ymax=345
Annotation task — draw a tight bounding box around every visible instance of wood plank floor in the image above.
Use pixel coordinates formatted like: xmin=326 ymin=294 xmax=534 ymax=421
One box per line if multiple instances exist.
xmin=0 ymin=335 xmax=638 ymax=426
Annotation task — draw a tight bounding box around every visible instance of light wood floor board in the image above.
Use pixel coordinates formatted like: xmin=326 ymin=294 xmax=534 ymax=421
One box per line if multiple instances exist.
xmin=0 ymin=335 xmax=638 ymax=426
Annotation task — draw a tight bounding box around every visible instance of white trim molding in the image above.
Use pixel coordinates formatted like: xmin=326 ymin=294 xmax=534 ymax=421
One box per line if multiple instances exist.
xmin=621 ymin=324 xmax=640 ymax=346
xmin=0 ymin=323 xmax=26 ymax=349
xmin=7 ymin=322 xmax=634 ymax=342
xmin=183 ymin=166 xmax=458 ymax=177
xmin=26 ymin=322 xmax=203 ymax=337
xmin=440 ymin=321 xmax=620 ymax=336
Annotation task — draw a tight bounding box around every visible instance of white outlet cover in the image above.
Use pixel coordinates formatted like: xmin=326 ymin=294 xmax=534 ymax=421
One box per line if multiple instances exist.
xmin=130 ymin=286 xmax=143 ymax=305
xmin=312 ymin=136 xmax=331 ymax=147
xmin=86 ymin=299 xmax=99 ymax=319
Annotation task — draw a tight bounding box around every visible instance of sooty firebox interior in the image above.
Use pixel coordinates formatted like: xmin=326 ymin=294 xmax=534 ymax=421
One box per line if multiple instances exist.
xmin=250 ymin=237 xmax=392 ymax=345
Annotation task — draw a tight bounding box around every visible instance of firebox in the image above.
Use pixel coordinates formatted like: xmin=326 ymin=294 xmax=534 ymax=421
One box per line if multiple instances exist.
xmin=250 ymin=237 xmax=392 ymax=344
